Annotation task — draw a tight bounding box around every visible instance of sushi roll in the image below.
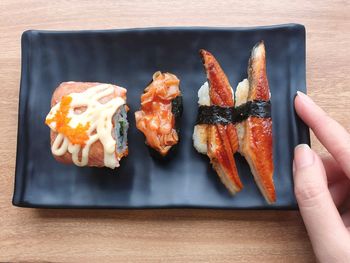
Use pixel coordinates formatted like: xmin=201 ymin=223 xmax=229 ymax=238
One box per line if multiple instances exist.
xmin=45 ymin=82 xmax=129 ymax=169
xmin=135 ymin=71 xmax=182 ymax=157
xmin=193 ymin=50 xmax=243 ymax=194
xmin=236 ymin=41 xmax=275 ymax=203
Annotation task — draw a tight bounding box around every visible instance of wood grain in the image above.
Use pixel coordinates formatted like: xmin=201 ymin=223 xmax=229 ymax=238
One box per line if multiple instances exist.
xmin=1 ymin=0 xmax=349 ymax=262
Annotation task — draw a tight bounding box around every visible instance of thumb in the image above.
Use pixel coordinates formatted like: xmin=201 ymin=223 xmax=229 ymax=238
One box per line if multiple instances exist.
xmin=293 ymin=144 xmax=350 ymax=261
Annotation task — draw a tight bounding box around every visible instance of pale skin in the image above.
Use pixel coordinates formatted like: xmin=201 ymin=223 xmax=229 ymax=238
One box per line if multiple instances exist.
xmin=293 ymin=91 xmax=350 ymax=262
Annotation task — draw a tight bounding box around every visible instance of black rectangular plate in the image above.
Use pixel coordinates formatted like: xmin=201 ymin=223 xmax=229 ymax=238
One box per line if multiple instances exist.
xmin=13 ymin=24 xmax=309 ymax=209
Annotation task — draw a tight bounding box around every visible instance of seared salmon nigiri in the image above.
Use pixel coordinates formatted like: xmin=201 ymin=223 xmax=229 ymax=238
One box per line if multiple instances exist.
xmin=135 ymin=71 xmax=182 ymax=157
xmin=193 ymin=50 xmax=243 ymax=194
xmin=236 ymin=41 xmax=276 ymax=203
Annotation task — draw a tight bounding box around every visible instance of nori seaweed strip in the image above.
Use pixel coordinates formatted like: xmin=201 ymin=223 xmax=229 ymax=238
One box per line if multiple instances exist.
xmin=171 ymin=95 xmax=183 ymax=134
xmin=233 ymin=100 xmax=271 ymax=122
xmin=196 ymin=106 xmax=233 ymax=125
xmin=196 ymin=100 xmax=271 ymax=125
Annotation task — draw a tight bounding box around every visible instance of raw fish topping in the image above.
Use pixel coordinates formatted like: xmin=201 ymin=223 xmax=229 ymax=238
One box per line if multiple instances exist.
xmin=135 ymin=71 xmax=181 ymax=156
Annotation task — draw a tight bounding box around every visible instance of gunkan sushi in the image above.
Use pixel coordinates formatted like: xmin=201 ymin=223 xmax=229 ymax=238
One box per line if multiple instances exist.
xmin=135 ymin=71 xmax=182 ymax=157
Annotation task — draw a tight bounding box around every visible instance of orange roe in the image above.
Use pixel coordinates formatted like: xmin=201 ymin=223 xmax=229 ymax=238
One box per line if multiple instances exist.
xmin=46 ymin=96 xmax=90 ymax=146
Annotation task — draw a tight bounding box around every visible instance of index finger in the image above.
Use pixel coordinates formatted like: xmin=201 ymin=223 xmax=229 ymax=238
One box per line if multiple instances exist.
xmin=295 ymin=91 xmax=350 ymax=178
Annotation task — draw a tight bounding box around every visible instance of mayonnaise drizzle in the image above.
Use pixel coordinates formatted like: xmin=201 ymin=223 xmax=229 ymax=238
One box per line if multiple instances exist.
xmin=46 ymin=84 xmax=126 ymax=169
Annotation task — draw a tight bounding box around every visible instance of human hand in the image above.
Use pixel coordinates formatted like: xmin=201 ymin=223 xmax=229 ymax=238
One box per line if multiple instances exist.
xmin=293 ymin=91 xmax=350 ymax=262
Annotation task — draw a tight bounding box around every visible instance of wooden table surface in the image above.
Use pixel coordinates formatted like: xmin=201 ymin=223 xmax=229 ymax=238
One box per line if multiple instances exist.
xmin=1 ymin=1 xmax=349 ymax=262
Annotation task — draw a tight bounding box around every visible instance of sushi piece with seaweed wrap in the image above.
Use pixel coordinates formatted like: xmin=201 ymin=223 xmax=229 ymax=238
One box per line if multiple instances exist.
xmin=193 ymin=50 xmax=243 ymax=194
xmin=135 ymin=71 xmax=182 ymax=157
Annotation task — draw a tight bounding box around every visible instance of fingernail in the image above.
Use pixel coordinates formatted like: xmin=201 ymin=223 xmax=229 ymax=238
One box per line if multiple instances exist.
xmin=294 ymin=144 xmax=314 ymax=169
xmin=296 ymin=91 xmax=315 ymax=105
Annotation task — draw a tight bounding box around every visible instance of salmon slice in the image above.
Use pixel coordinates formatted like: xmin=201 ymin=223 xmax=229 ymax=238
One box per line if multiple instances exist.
xmin=200 ymin=49 xmax=243 ymax=194
xmin=238 ymin=42 xmax=276 ymax=203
